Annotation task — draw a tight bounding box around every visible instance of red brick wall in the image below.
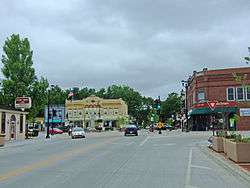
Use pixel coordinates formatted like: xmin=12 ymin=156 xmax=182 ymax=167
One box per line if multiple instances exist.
xmin=187 ymin=67 xmax=250 ymax=131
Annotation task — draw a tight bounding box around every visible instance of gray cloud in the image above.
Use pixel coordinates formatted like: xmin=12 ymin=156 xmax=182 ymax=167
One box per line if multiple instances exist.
xmin=0 ymin=0 xmax=250 ymax=98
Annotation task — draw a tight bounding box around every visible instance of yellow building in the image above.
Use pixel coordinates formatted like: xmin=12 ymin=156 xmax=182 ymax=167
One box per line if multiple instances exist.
xmin=65 ymin=95 xmax=128 ymax=128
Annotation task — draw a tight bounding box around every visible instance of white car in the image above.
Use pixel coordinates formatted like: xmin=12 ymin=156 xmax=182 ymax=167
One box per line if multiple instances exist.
xmin=71 ymin=127 xmax=85 ymax=139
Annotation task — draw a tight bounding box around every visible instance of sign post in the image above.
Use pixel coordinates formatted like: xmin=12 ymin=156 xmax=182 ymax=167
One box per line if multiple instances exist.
xmin=207 ymin=101 xmax=217 ymax=136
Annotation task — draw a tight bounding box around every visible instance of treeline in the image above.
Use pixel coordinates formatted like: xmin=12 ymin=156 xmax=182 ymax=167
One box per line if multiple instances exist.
xmin=0 ymin=34 xmax=182 ymax=125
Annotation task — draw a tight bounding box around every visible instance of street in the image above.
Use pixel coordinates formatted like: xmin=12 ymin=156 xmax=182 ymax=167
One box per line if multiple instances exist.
xmin=0 ymin=130 xmax=249 ymax=188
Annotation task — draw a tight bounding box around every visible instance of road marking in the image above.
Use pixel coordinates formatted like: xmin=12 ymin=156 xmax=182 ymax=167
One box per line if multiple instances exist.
xmin=185 ymin=149 xmax=193 ymax=188
xmin=0 ymin=137 xmax=118 ymax=182
xmin=139 ymin=136 xmax=150 ymax=146
xmin=191 ymin=165 xmax=212 ymax=170
xmin=153 ymin=143 xmax=176 ymax=147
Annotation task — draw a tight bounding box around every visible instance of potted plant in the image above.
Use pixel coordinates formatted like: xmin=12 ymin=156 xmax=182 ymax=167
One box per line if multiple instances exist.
xmin=212 ymin=130 xmax=225 ymax=152
xmin=227 ymin=134 xmax=250 ymax=163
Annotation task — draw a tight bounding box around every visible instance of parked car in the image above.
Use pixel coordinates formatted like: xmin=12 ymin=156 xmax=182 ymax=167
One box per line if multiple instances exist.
xmin=58 ymin=126 xmax=70 ymax=133
xmin=124 ymin=125 xmax=138 ymax=136
xmin=95 ymin=125 xmax=103 ymax=131
xmin=71 ymin=127 xmax=85 ymax=139
xmin=104 ymin=126 xmax=114 ymax=131
xmin=49 ymin=128 xmax=63 ymax=135
xmin=27 ymin=125 xmax=39 ymax=137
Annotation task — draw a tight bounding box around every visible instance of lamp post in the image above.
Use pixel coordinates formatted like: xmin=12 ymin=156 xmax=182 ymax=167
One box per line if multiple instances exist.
xmin=181 ymin=80 xmax=189 ymax=132
xmin=46 ymin=85 xmax=54 ymax=139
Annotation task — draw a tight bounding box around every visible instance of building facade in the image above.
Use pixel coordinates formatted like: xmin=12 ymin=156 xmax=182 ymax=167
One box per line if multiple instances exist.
xmin=44 ymin=104 xmax=65 ymax=127
xmin=65 ymin=95 xmax=128 ymax=128
xmin=186 ymin=67 xmax=250 ymax=131
xmin=0 ymin=107 xmax=28 ymax=141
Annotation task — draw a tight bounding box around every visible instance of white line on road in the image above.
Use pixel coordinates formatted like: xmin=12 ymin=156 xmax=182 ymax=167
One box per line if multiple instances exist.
xmin=185 ymin=149 xmax=193 ymax=188
xmin=191 ymin=165 xmax=212 ymax=170
xmin=139 ymin=136 xmax=150 ymax=146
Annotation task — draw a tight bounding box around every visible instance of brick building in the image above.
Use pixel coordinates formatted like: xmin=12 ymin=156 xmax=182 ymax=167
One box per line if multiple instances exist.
xmin=186 ymin=67 xmax=250 ymax=131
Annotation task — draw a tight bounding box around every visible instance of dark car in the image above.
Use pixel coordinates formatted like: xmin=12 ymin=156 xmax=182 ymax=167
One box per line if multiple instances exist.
xmin=124 ymin=125 xmax=138 ymax=136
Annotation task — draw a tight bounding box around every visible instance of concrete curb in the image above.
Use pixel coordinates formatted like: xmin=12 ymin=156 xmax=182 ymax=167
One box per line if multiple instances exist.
xmin=197 ymin=144 xmax=250 ymax=184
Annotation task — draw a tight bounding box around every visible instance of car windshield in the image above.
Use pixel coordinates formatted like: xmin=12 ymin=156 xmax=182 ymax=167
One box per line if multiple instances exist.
xmin=126 ymin=125 xmax=137 ymax=128
xmin=73 ymin=128 xmax=83 ymax=132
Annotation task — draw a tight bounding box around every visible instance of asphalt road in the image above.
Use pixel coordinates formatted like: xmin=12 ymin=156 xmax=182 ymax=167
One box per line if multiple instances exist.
xmin=0 ymin=130 xmax=249 ymax=188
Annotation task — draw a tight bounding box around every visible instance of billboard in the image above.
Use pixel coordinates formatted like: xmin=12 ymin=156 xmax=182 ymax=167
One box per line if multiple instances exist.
xmin=15 ymin=97 xmax=32 ymax=109
xmin=44 ymin=105 xmax=65 ymax=123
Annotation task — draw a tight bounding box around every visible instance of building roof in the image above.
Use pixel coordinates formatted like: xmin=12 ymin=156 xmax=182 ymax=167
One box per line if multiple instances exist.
xmin=0 ymin=105 xmax=29 ymax=113
xmin=189 ymin=66 xmax=250 ymax=83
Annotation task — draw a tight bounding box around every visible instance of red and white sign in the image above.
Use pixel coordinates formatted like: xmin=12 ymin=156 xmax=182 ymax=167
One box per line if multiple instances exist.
xmin=192 ymin=101 xmax=237 ymax=109
xmin=207 ymin=101 xmax=217 ymax=111
xmin=15 ymin=97 xmax=32 ymax=109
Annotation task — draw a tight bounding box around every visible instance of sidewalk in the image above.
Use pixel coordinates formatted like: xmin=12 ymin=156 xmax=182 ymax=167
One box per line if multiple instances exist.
xmin=198 ymin=144 xmax=250 ymax=184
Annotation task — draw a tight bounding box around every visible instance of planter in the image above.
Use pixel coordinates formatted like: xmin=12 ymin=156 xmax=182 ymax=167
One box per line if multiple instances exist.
xmin=212 ymin=136 xmax=224 ymax=152
xmin=227 ymin=140 xmax=250 ymax=163
xmin=0 ymin=134 xmax=5 ymax=147
xmin=223 ymin=138 xmax=232 ymax=155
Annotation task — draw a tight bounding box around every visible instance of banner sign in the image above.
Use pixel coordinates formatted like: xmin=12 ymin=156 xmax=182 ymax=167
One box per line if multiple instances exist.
xmin=192 ymin=101 xmax=237 ymax=109
xmin=240 ymin=108 xmax=250 ymax=116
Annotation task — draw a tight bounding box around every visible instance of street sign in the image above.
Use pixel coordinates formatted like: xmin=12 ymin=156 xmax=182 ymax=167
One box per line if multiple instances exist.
xmin=15 ymin=97 xmax=31 ymax=110
xmin=207 ymin=101 xmax=217 ymax=111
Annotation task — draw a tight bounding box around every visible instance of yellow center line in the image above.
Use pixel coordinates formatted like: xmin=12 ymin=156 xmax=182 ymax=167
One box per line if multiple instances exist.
xmin=0 ymin=137 xmax=118 ymax=182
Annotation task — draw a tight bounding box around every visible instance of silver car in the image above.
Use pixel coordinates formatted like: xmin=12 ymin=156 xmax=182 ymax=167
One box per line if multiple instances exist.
xmin=71 ymin=127 xmax=85 ymax=139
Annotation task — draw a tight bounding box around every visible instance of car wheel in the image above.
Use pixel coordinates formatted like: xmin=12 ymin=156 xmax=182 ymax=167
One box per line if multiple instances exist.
xmin=83 ymin=136 xmax=85 ymax=138
xmin=72 ymin=136 xmax=74 ymax=139
xmin=124 ymin=133 xmax=127 ymax=136
xmin=135 ymin=133 xmax=138 ymax=136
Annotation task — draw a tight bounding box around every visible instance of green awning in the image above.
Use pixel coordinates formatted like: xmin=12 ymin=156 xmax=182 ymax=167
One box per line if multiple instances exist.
xmin=188 ymin=107 xmax=237 ymax=116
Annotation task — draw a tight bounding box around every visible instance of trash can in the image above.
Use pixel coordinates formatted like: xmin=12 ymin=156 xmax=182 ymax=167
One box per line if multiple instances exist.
xmin=0 ymin=134 xmax=5 ymax=147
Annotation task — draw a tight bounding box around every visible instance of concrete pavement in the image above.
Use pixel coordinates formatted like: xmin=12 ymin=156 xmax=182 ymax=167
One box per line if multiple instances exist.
xmin=0 ymin=130 xmax=249 ymax=188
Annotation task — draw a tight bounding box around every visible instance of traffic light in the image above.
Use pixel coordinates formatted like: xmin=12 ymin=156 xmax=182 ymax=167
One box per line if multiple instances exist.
xmin=154 ymin=99 xmax=160 ymax=110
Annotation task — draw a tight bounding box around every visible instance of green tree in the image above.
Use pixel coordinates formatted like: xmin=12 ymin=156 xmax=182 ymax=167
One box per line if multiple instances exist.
xmin=28 ymin=77 xmax=49 ymax=121
xmin=50 ymin=85 xmax=67 ymax=105
xmin=160 ymin=93 xmax=182 ymax=122
xmin=1 ymin=34 xmax=35 ymax=106
xmin=105 ymin=85 xmax=143 ymax=123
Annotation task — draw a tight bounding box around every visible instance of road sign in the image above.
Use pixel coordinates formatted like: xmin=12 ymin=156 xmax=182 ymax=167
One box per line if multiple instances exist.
xmin=15 ymin=97 xmax=31 ymax=110
xmin=207 ymin=101 xmax=217 ymax=111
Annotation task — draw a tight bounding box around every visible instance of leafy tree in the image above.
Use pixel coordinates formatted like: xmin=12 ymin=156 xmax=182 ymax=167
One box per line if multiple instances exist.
xmin=49 ymin=85 xmax=67 ymax=105
xmin=28 ymin=77 xmax=49 ymax=121
xmin=160 ymin=93 xmax=182 ymax=122
xmin=1 ymin=34 xmax=35 ymax=106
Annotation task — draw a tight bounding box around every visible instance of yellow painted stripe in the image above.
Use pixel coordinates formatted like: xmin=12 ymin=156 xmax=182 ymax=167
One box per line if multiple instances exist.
xmin=0 ymin=137 xmax=118 ymax=182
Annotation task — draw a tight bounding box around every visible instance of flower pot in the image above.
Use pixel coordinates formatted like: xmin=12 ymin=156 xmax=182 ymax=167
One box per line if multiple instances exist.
xmin=227 ymin=140 xmax=250 ymax=163
xmin=212 ymin=136 xmax=224 ymax=152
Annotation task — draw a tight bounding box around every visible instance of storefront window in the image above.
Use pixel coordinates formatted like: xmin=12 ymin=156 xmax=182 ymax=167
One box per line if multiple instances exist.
xmin=236 ymin=87 xmax=244 ymax=101
xmin=197 ymin=90 xmax=205 ymax=102
xmin=227 ymin=87 xmax=235 ymax=101
xmin=245 ymin=86 xmax=250 ymax=100
xmin=1 ymin=112 xmax=6 ymax=134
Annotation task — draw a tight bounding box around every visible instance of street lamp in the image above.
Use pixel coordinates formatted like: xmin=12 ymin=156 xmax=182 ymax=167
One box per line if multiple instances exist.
xmin=181 ymin=80 xmax=189 ymax=132
xmin=46 ymin=85 xmax=55 ymax=139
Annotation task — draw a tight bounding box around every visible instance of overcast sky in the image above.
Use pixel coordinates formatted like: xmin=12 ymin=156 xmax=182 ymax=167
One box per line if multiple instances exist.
xmin=0 ymin=0 xmax=250 ymax=98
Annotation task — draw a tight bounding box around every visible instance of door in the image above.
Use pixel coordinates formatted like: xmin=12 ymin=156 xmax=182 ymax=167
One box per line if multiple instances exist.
xmin=10 ymin=115 xmax=16 ymax=140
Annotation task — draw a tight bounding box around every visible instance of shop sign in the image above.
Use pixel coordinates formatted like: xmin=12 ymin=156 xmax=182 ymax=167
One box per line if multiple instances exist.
xmin=240 ymin=108 xmax=250 ymax=116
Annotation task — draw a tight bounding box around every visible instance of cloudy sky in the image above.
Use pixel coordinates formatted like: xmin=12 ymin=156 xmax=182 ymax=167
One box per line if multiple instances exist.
xmin=0 ymin=0 xmax=250 ymax=98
